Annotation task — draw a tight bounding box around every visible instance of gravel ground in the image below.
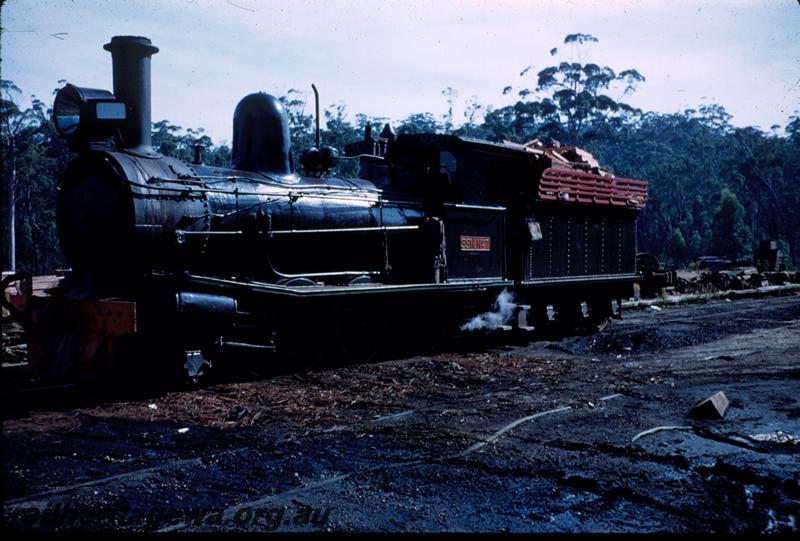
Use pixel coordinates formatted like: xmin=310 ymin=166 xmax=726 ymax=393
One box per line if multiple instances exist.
xmin=3 ymin=294 xmax=799 ymax=533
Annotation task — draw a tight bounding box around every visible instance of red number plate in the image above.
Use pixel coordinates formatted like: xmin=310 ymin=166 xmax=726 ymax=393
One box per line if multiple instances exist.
xmin=460 ymin=235 xmax=491 ymax=251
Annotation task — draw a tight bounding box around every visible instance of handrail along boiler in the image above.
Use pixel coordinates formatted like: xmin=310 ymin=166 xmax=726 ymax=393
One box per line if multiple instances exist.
xmin=7 ymin=36 xmax=648 ymax=380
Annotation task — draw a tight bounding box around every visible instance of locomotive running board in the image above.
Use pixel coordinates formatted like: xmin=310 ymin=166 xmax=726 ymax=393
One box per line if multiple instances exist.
xmin=151 ymin=273 xmax=514 ymax=298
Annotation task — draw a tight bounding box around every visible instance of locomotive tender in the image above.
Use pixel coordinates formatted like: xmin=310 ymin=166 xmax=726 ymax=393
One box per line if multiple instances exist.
xmin=7 ymin=36 xmax=648 ymax=381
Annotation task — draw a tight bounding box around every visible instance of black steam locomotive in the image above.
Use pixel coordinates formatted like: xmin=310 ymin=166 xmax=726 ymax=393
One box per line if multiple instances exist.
xmin=7 ymin=36 xmax=648 ymax=381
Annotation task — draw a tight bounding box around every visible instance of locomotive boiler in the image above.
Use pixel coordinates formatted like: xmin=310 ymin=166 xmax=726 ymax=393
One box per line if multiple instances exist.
xmin=6 ymin=36 xmax=648 ymax=382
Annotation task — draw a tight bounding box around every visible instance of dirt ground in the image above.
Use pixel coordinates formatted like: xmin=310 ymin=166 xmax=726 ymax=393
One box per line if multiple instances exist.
xmin=3 ymin=294 xmax=799 ymax=533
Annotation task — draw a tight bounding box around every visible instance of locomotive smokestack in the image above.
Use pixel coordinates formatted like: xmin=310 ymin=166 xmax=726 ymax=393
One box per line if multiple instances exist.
xmin=103 ymin=36 xmax=159 ymax=155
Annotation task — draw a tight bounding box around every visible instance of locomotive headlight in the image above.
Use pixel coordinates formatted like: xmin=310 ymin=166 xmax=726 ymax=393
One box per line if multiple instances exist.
xmin=53 ymin=83 xmax=127 ymax=144
xmin=53 ymin=86 xmax=82 ymax=137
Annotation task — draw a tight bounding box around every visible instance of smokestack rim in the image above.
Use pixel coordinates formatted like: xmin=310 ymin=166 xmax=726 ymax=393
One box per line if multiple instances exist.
xmin=103 ymin=35 xmax=159 ymax=56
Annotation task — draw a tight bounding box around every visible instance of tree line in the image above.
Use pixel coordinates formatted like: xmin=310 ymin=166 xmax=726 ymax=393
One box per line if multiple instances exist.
xmin=2 ymin=34 xmax=798 ymax=275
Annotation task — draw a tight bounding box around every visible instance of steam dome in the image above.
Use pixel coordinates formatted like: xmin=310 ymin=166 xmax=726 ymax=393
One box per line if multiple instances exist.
xmin=232 ymin=92 xmax=292 ymax=175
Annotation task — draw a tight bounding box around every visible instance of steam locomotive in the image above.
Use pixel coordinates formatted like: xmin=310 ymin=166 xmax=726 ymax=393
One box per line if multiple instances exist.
xmin=6 ymin=36 xmax=648 ymax=382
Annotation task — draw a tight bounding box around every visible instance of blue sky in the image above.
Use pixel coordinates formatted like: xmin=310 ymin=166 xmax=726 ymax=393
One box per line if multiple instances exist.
xmin=2 ymin=0 xmax=799 ymax=144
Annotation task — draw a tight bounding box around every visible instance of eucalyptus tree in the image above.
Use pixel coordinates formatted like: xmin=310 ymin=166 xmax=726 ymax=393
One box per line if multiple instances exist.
xmin=493 ymin=33 xmax=645 ymax=146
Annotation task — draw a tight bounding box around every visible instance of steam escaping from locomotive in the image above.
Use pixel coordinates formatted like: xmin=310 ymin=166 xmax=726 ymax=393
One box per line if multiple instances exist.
xmin=460 ymin=290 xmax=517 ymax=332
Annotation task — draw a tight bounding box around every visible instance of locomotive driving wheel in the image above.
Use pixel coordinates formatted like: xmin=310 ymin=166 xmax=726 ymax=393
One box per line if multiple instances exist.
xmin=334 ymin=306 xmax=388 ymax=364
xmin=392 ymin=309 xmax=443 ymax=357
xmin=276 ymin=319 xmax=328 ymax=372
xmin=274 ymin=278 xmax=328 ymax=371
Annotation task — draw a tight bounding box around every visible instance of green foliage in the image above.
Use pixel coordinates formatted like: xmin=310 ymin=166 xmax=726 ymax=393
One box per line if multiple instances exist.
xmin=775 ymin=239 xmax=792 ymax=269
xmin=441 ymin=87 xmax=458 ymax=133
xmin=321 ymin=103 xmax=360 ymax=177
xmin=151 ymin=120 xmax=230 ymax=166
xmin=2 ymin=80 xmax=69 ymax=273
xmin=278 ymin=89 xmax=316 ymax=171
xmin=492 ymin=33 xmax=644 ymax=146
xmin=711 ymin=189 xmax=752 ymax=259
xmin=397 ymin=112 xmax=441 ymax=134
xmin=593 ymin=103 xmax=800 ymax=266
xmin=667 ymin=228 xmax=687 ymax=266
